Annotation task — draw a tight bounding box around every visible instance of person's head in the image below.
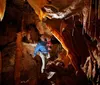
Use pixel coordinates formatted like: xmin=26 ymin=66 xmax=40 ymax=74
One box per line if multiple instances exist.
xmin=40 ymin=34 xmax=46 ymax=42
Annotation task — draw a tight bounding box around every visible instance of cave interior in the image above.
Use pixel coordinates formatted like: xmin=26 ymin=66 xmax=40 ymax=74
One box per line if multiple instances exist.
xmin=0 ymin=0 xmax=100 ymax=85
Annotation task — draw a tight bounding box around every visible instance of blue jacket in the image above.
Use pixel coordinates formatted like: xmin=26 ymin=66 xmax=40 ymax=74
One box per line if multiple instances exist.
xmin=34 ymin=41 xmax=49 ymax=56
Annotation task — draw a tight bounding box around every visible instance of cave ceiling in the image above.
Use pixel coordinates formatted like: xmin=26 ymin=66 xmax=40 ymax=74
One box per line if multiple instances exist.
xmin=3 ymin=0 xmax=85 ymax=32
xmin=3 ymin=0 xmax=85 ymax=23
xmin=0 ymin=0 xmax=100 ymax=42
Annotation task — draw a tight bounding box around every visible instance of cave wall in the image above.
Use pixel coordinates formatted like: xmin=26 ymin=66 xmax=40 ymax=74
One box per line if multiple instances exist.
xmin=0 ymin=1 xmax=40 ymax=47
xmin=0 ymin=5 xmax=21 ymax=47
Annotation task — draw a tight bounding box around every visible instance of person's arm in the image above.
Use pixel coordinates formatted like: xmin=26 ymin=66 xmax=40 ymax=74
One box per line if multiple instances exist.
xmin=39 ymin=45 xmax=49 ymax=54
xmin=34 ymin=44 xmax=40 ymax=56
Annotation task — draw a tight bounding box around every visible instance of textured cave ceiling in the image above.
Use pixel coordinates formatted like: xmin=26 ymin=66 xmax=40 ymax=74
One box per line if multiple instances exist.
xmin=2 ymin=0 xmax=82 ymax=30
xmin=5 ymin=0 xmax=84 ymax=21
xmin=0 ymin=0 xmax=100 ymax=41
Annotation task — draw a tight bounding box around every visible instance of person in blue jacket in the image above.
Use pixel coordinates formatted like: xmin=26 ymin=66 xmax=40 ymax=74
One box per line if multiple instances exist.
xmin=34 ymin=40 xmax=49 ymax=57
xmin=34 ymin=35 xmax=50 ymax=73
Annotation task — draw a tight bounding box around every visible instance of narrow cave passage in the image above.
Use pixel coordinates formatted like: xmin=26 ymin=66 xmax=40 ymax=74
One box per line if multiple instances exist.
xmin=0 ymin=0 xmax=100 ymax=85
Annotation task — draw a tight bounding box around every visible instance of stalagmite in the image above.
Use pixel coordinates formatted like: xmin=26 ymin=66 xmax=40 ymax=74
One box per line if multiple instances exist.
xmin=14 ymin=32 xmax=23 ymax=85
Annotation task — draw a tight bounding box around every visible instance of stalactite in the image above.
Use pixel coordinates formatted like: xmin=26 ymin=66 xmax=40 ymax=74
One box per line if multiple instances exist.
xmin=0 ymin=0 xmax=6 ymax=21
xmin=27 ymin=0 xmax=48 ymax=20
xmin=87 ymin=0 xmax=92 ymax=32
xmin=95 ymin=0 xmax=99 ymax=41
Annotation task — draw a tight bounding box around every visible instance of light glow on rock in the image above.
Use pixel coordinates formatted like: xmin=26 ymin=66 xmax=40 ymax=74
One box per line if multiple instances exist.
xmin=0 ymin=0 xmax=6 ymax=21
